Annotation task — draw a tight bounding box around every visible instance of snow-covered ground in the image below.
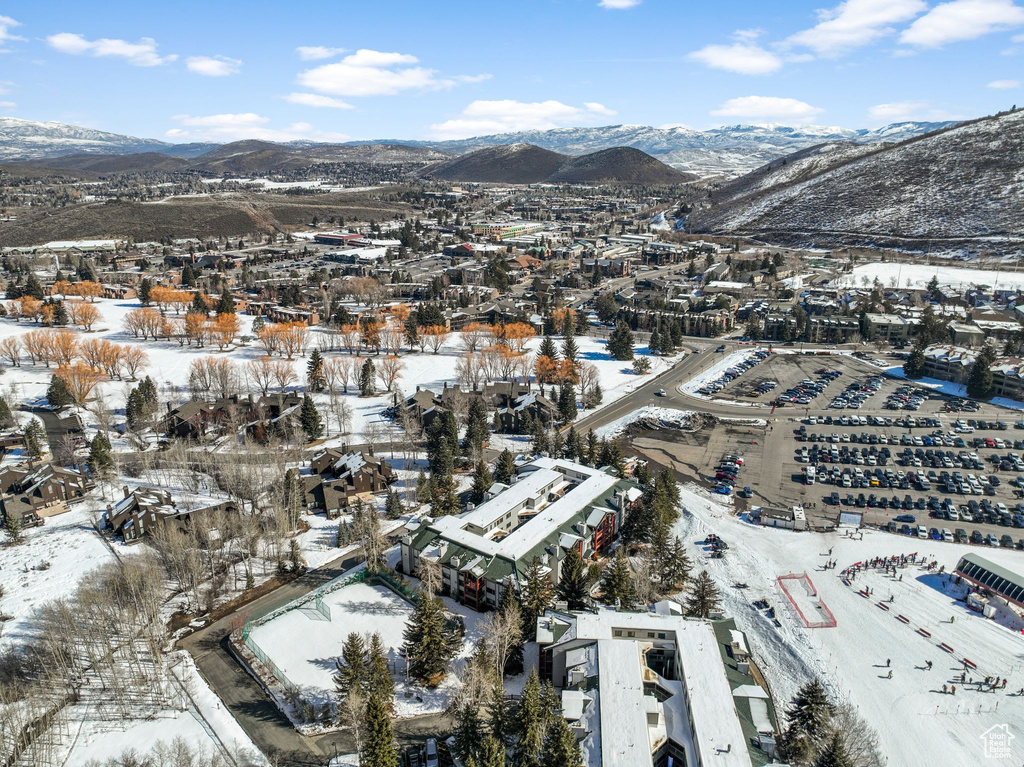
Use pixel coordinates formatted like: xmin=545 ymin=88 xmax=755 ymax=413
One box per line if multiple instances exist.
xmin=835 ymin=262 xmax=1024 ymax=292
xmin=673 ymin=483 xmax=1024 ymax=767
xmin=885 ymin=366 xmax=1024 ymax=411
xmin=247 ymin=578 xmax=486 ymax=721
xmin=679 ymin=349 xmax=760 ymax=397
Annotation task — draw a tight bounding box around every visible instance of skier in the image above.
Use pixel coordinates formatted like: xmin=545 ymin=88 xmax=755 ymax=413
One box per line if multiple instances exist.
xmin=886 ymin=658 xmax=891 ymax=667
xmin=887 ymin=670 xmax=893 ymax=679
xmin=926 ymin=660 xmax=933 ymax=671
xmin=942 ymin=684 xmax=947 ymax=694
xmin=951 ymin=685 xmax=956 ymax=695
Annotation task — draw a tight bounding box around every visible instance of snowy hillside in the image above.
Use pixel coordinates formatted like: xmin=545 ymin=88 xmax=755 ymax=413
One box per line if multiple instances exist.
xmin=693 ymin=110 xmax=1024 ymax=246
xmin=0 ymin=117 xmax=212 ymax=161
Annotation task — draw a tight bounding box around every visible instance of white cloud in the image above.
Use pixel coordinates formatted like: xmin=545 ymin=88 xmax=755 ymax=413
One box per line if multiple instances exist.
xmin=0 ymin=100 xmax=15 ymax=109
xmin=710 ymin=96 xmax=825 ymax=122
xmin=0 ymin=15 xmax=25 ymax=47
xmin=867 ymin=100 xmax=929 ymax=122
xmin=296 ymin=45 xmax=347 ymax=61
xmin=599 ymin=0 xmax=642 ymax=8
xmin=787 ymin=0 xmax=928 ymax=56
xmin=46 ymin=32 xmax=176 ymax=66
xmin=167 ymin=113 xmax=349 ymax=142
xmin=186 ymin=55 xmax=241 ymax=77
xmin=901 ymin=0 xmax=1024 ymax=47
xmin=0 ymin=81 xmax=11 ymax=95
xmin=689 ymin=43 xmax=783 ymax=75
xmin=428 ymin=100 xmax=618 ymax=140
xmin=988 ymin=78 xmax=1021 ymax=88
xmin=297 ymin=48 xmax=484 ymax=97
xmin=285 ymin=92 xmax=354 ymax=109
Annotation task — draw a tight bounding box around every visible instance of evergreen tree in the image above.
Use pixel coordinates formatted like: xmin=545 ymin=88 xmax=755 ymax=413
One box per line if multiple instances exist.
xmin=467 ymin=735 xmax=506 ymax=767
xmin=967 ymin=344 xmax=997 ymax=399
xmin=488 ymin=679 xmax=512 ymax=747
xmin=306 ymin=349 xmax=326 ymax=392
xmin=549 ymin=427 xmax=564 ymax=458
xmin=189 ymin=292 xmax=208 ymax=316
xmin=402 ymin=593 xmax=459 ymax=685
xmin=52 ymin=301 xmax=69 ymax=326
xmin=600 ymin=549 xmax=635 ymax=608
xmin=538 ymin=335 xmax=558 ymax=362
xmin=361 ymin=690 xmax=399 ymax=767
xmin=649 ymin=326 xmax=661 ymax=355
xmin=300 ymin=395 xmax=324 ymax=441
xmin=464 ymin=396 xmax=490 ymax=458
xmin=384 ymin=490 xmax=404 ymax=520
xmin=88 ymin=432 xmax=114 ymax=476
xmin=23 ymin=419 xmax=46 ymax=459
xmin=366 ymin=632 xmax=394 ymax=702
xmin=470 ymin=460 xmax=493 ymax=505
xmin=512 ymin=670 xmax=545 ymax=767
xmin=531 ymin=417 xmax=549 ymax=455
xmin=903 ymin=343 xmax=926 ymax=379
xmin=125 ymin=388 xmax=144 ymax=430
xmin=0 ymin=398 xmax=13 ymax=429
xmin=333 ymin=632 xmax=368 ymax=700
xmin=139 ymin=277 xmax=153 ymax=305
xmin=360 ymin=358 xmax=377 ymax=396
xmin=415 ymin=467 xmax=432 ymax=503
xmin=494 ymin=448 xmax=517 ymax=484
xmin=217 ymin=289 xmax=236 ymax=314
xmin=556 ymin=548 xmax=589 ymax=610
xmin=541 ymin=716 xmax=583 ymax=767
xmin=46 ymin=374 xmax=73 ymax=408
xmin=453 ymin=702 xmax=484 ymax=764
xmin=562 ymin=328 xmax=579 ymax=364
xmin=583 ymin=381 xmax=603 ymax=409
xmin=24 ymin=273 xmax=44 ymax=300
xmin=563 ymin=425 xmax=582 ymax=460
xmin=430 ymin=437 xmax=460 ymax=516
xmin=4 ymin=512 xmax=23 ymax=543
xmin=813 ymin=732 xmax=854 ymax=767
xmin=685 ymin=570 xmax=721 ymax=618
xmin=607 ymin=321 xmax=635 ymax=361
xmin=585 ymin=429 xmax=598 ymax=467
xmin=780 ymin=679 xmax=836 ymax=764
xmin=181 ymin=264 xmax=197 ymax=287
xmin=557 ymin=383 xmax=577 ymax=422
xmin=336 ymin=518 xmax=352 ymax=547
xmin=658 ymin=536 xmax=692 ymax=593
xmin=520 ymin=558 xmax=553 ymax=640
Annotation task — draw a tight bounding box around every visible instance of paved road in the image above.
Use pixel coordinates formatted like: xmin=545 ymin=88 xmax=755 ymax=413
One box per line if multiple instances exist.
xmin=179 ymin=546 xmax=446 ymax=767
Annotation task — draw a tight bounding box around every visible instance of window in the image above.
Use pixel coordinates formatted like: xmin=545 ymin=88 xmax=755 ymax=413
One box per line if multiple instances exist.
xmin=627 ymin=631 xmax=635 ymax=638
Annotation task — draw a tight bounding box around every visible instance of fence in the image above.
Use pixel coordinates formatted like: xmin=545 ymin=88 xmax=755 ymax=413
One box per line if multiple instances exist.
xmin=241 ymin=620 xmax=299 ymax=696
xmin=777 ymin=572 xmax=838 ymax=629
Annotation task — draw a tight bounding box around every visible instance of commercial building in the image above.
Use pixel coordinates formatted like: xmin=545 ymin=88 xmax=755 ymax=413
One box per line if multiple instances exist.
xmin=954 ymin=553 xmax=1024 ymax=611
xmin=471 ymin=221 xmax=545 ymax=242
xmin=536 ymin=602 xmax=777 ymax=767
xmin=400 ymin=458 xmax=640 ymax=610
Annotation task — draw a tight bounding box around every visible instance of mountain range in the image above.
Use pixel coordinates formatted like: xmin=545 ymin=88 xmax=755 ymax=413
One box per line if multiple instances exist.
xmin=0 ymin=116 xmax=955 ymax=176
xmin=691 ymin=109 xmax=1024 ymax=249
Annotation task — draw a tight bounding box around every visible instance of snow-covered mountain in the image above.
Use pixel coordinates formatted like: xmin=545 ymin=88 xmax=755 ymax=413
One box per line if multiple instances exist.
xmin=691 ymin=109 xmax=1024 ymax=248
xmin=0 ymin=116 xmax=956 ymax=175
xmin=0 ymin=117 xmax=213 ymax=161
xmin=352 ymin=121 xmax=957 ymax=176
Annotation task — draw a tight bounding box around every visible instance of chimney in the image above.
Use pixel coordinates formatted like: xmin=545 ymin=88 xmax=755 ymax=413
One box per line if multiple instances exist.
xmin=123 ymin=485 xmax=130 ymax=499
xmin=166 ymin=401 xmax=172 ymax=413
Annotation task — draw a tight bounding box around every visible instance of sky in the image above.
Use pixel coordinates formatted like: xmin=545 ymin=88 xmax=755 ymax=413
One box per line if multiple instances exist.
xmin=0 ymin=0 xmax=1022 ymax=144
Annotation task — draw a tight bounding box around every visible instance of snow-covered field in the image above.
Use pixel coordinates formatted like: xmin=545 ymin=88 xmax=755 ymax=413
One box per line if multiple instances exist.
xmin=835 ymin=262 xmax=1024 ymax=292
xmin=247 ymin=579 xmax=485 ymax=720
xmin=673 ymin=483 xmax=1024 ymax=767
xmin=679 ymin=349 xmax=760 ymax=396
xmin=0 ymin=297 xmax=675 ymax=443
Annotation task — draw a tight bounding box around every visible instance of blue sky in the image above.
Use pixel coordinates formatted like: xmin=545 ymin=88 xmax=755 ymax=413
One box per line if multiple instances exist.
xmin=1 ymin=0 xmax=1022 ymax=143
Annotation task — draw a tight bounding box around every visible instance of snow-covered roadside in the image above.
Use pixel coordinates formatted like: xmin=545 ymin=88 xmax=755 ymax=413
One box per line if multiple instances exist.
xmin=595 ymin=406 xmax=765 ymax=440
xmin=884 ymin=366 xmax=1024 ymax=411
xmin=672 ymin=482 xmax=1024 ymax=767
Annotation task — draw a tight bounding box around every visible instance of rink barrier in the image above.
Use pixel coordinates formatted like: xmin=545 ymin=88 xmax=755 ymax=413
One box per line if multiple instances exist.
xmin=963 ymin=658 xmax=977 ymax=669
xmin=939 ymin=642 xmax=955 ymax=653
xmin=877 ymin=602 xmax=890 ymax=611
xmin=917 ymin=628 xmax=931 ymax=637
xmin=896 ymin=614 xmax=910 ymax=624
xmin=858 ymin=589 xmax=870 ymax=598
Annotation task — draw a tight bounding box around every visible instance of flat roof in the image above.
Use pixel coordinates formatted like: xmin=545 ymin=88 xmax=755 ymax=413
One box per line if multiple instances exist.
xmin=957 ymin=553 xmax=1024 ymax=591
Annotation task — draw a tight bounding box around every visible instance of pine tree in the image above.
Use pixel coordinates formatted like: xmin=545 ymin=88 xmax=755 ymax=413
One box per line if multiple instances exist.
xmin=415 ymin=467 xmax=432 ymax=503
xmin=359 ymin=358 xmax=377 ymax=396
xmin=384 ymin=490 xmax=404 ymax=520
xmin=217 ymin=289 xmax=236 ymax=314
xmin=366 ymin=632 xmax=394 ymax=702
xmin=430 ymin=437 xmax=460 ymax=516
xmin=300 ymin=395 xmax=324 ymax=441
xmin=520 ymin=558 xmax=553 ymax=640
xmin=564 ymin=426 xmax=582 ymax=460
xmin=307 ymin=349 xmax=326 ymax=392
xmin=24 ymin=273 xmax=44 ymax=300
xmin=494 ymin=449 xmax=517 ymax=484
xmin=464 ymin=396 xmax=490 ymax=458
xmin=813 ymin=732 xmax=854 ymax=767
xmin=88 ymin=433 xmax=113 ymax=477
xmin=557 ymin=383 xmax=577 ymax=422
xmin=52 ymin=301 xmax=69 ymax=326
xmin=190 ymin=292 xmax=208 ymax=316
xmin=512 ymin=670 xmax=545 ymax=767
xmin=658 ymin=536 xmax=692 ymax=593
xmin=139 ymin=277 xmax=153 ymax=305
xmin=4 ymin=512 xmax=23 ymax=544
xmin=583 ymin=381 xmax=603 ymax=409
xmin=23 ymin=419 xmax=46 ymax=459
xmin=0 ymin=399 xmax=13 ymax=430
xmin=288 ymin=538 xmax=302 ymax=572
xmin=780 ymin=679 xmax=836 ymax=764
xmin=470 ymin=460 xmax=493 ymax=505
xmin=488 ymin=679 xmax=512 ymax=747
xmin=903 ymin=344 xmax=926 ymax=378
xmin=361 ymin=690 xmax=399 ymax=767
xmin=334 ymin=632 xmax=368 ymax=700
xmin=549 ymin=427 xmax=564 ymax=458
xmin=556 ymin=548 xmax=589 ymax=610
xmin=649 ymin=326 xmax=661 ymax=355
xmin=125 ymin=388 xmax=144 ymax=430
xmin=402 ymin=593 xmax=459 ymax=685
xmin=531 ymin=418 xmax=549 ymax=455
xmin=453 ymin=703 xmax=483 ymax=764
xmin=967 ymin=345 xmax=997 ymax=399
xmin=585 ymin=429 xmax=598 ymax=466
xmin=541 ymin=716 xmax=583 ymax=767
xmin=685 ymin=570 xmax=721 ymax=618
xmin=468 ymin=735 xmax=506 ymax=767
xmin=538 ymin=335 xmax=558 ymax=362
xmin=46 ymin=374 xmax=73 ymax=408
xmin=600 ymin=550 xmax=635 ymax=607
xmin=607 ymin=321 xmax=635 ymax=361
xmin=336 ymin=518 xmax=352 ymax=547
xmin=562 ymin=328 xmax=579 ymax=364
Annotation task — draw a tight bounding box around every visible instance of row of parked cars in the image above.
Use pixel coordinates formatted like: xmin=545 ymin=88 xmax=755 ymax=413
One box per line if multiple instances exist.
xmin=713 ymin=454 xmax=745 ymax=495
xmin=828 ymin=376 xmax=884 ymax=409
xmin=697 ymin=350 xmax=770 ymax=396
xmin=887 ymin=523 xmax=1022 ymax=550
xmin=945 ymin=398 xmax=982 ymax=413
xmin=897 ymin=447 xmax=987 ymax=472
xmin=804 ymin=414 xmax=943 ymax=428
xmin=800 ymin=445 xmax=892 ymax=468
xmin=885 ymin=384 xmax=929 ymax=411
xmin=773 ymin=368 xmax=842 ymax=406
xmin=745 ymin=379 xmax=778 ymax=398
xmin=798 ymin=427 xmax=967 ymax=448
